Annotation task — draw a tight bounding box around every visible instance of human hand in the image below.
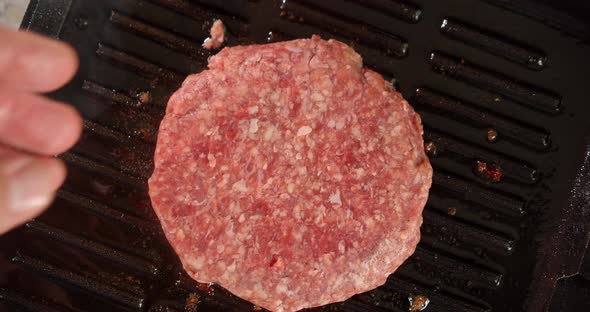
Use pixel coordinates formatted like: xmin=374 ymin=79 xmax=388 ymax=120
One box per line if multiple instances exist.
xmin=0 ymin=26 xmax=81 ymax=234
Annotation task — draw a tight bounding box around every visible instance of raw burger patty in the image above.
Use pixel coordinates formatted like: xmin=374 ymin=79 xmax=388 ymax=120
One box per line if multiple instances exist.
xmin=149 ymin=35 xmax=432 ymax=312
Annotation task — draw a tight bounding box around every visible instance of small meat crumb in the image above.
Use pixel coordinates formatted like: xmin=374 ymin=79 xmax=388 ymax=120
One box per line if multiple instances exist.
xmin=408 ymin=294 xmax=430 ymax=311
xmin=136 ymin=90 xmax=151 ymax=106
xmin=203 ymin=19 xmax=225 ymax=50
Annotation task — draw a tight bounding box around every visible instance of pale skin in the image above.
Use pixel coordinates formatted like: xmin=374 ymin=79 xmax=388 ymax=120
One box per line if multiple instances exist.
xmin=0 ymin=26 xmax=82 ymax=234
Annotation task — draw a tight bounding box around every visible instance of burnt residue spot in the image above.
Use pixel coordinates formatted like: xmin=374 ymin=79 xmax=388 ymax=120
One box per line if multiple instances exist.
xmin=134 ymin=128 xmax=152 ymax=140
xmin=487 ymin=128 xmax=498 ymax=142
xmin=408 ymin=294 xmax=430 ymax=311
xmin=137 ymin=91 xmax=152 ymax=106
xmin=424 ymin=142 xmax=437 ymax=157
xmin=475 ymin=161 xmax=503 ymax=182
xmin=150 ymin=77 xmax=160 ymax=89
xmin=196 ymin=283 xmax=215 ymax=296
xmin=185 ymin=293 xmax=200 ymax=312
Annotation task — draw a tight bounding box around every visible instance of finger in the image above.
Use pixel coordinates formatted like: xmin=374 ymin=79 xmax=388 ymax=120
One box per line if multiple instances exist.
xmin=0 ymin=26 xmax=78 ymax=92
xmin=0 ymin=90 xmax=82 ymax=155
xmin=0 ymin=148 xmax=66 ymax=234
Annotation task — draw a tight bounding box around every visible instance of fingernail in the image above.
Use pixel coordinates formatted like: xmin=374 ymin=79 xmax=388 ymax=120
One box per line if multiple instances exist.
xmin=8 ymin=158 xmax=65 ymax=213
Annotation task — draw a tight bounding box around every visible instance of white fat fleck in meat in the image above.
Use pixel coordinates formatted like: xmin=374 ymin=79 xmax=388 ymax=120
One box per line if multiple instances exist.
xmin=232 ymin=179 xmax=248 ymax=193
xmin=192 ymin=256 xmax=205 ymax=270
xmin=293 ymin=226 xmax=306 ymax=242
xmin=315 ymin=205 xmax=326 ymax=225
xmin=207 ymin=153 xmax=217 ymax=168
xmin=285 ymin=45 xmax=303 ymax=53
xmin=297 ymin=166 xmax=307 ymax=175
xmin=338 ymin=241 xmax=346 ymax=254
xmin=353 ymin=167 xmax=365 ymax=177
xmin=238 ymin=214 xmax=246 ymax=223
xmin=311 ymin=92 xmax=325 ymax=101
xmin=249 ymin=119 xmax=259 ymax=133
xmin=287 ymin=183 xmax=295 ymax=193
xmin=297 ymin=126 xmax=313 ymax=137
xmin=293 ymin=204 xmax=301 ymax=219
xmin=248 ymin=105 xmax=259 ymax=114
xmin=218 ymin=173 xmax=230 ymax=187
xmin=328 ymin=189 xmax=342 ymax=205
xmin=206 ymin=126 xmax=219 ymax=136
xmin=276 ymin=279 xmax=289 ymax=294
xmin=351 ymin=126 xmax=362 ymax=139
xmin=263 ymin=126 xmax=275 ymax=141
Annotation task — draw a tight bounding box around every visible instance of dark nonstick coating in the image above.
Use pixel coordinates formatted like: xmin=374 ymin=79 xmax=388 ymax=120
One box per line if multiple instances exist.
xmin=2 ymin=0 xmax=590 ymax=311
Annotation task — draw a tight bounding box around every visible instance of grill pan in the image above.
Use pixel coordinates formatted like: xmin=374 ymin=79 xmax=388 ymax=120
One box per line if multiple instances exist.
xmin=2 ymin=0 xmax=590 ymax=311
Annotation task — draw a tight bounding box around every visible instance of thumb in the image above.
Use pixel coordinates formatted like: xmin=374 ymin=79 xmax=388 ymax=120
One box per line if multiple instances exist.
xmin=0 ymin=151 xmax=66 ymax=235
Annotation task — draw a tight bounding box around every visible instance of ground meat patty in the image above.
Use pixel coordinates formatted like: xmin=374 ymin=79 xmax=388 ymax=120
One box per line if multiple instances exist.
xmin=149 ymin=35 xmax=432 ymax=312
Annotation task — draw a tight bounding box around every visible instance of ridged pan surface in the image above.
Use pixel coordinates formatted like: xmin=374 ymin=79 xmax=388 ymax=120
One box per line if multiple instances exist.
xmin=1 ymin=0 xmax=590 ymax=311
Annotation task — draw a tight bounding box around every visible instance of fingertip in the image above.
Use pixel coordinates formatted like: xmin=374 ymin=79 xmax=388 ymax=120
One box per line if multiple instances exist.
xmin=42 ymin=157 xmax=68 ymax=190
xmin=45 ymin=102 xmax=83 ymax=155
xmin=0 ymin=92 xmax=83 ymax=156
xmin=33 ymin=38 xmax=79 ymax=92
xmin=0 ymin=156 xmax=65 ymax=234
xmin=0 ymin=29 xmax=79 ymax=92
xmin=47 ymin=41 xmax=79 ymax=91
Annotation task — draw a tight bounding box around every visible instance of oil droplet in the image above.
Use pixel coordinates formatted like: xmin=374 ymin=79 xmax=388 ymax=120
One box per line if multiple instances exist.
xmin=74 ymin=16 xmax=89 ymax=29
xmin=447 ymin=207 xmax=457 ymax=216
xmin=424 ymin=142 xmax=437 ymax=157
xmin=408 ymin=294 xmax=430 ymax=311
xmin=267 ymin=31 xmax=278 ymax=43
xmin=487 ymin=128 xmax=498 ymax=142
xmin=253 ymin=304 xmax=262 ymax=311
